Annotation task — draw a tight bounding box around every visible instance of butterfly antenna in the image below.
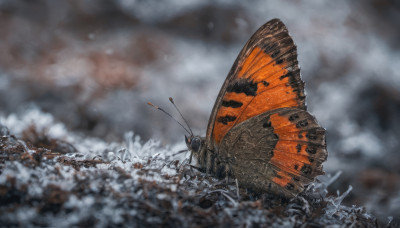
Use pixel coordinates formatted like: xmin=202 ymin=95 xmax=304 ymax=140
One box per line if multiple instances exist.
xmin=169 ymin=97 xmax=193 ymax=136
xmin=147 ymin=102 xmax=191 ymax=135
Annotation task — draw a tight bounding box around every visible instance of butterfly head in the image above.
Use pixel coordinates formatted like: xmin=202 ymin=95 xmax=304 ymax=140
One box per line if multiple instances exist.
xmin=185 ymin=135 xmax=202 ymax=153
xmin=147 ymin=97 xmax=203 ymax=164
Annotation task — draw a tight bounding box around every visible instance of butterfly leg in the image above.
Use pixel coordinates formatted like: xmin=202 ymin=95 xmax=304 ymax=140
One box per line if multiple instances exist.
xmin=187 ymin=151 xmax=195 ymax=174
xmin=205 ymin=165 xmax=210 ymax=177
xmin=224 ymin=163 xmax=235 ymax=184
xmin=188 ymin=151 xmax=193 ymax=165
xmin=187 ymin=165 xmax=203 ymax=177
xmin=190 ymin=165 xmax=202 ymax=171
xmin=205 ymin=149 xmax=216 ymax=177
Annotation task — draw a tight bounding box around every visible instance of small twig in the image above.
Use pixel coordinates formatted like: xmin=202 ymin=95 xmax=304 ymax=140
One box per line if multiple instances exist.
xmin=207 ymin=189 xmax=238 ymax=206
xmin=92 ymin=155 xmax=102 ymax=160
xmin=221 ymin=192 xmax=239 ymax=207
xmin=235 ymin=178 xmax=240 ymax=200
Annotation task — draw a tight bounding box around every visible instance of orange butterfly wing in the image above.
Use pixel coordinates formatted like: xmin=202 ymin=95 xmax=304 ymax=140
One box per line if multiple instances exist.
xmin=206 ymin=19 xmax=306 ymax=146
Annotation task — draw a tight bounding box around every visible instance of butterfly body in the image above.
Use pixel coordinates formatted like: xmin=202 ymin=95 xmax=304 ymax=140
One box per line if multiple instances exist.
xmin=185 ymin=19 xmax=327 ymax=197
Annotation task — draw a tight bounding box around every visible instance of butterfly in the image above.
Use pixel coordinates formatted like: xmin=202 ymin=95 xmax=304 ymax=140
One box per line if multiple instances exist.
xmin=152 ymin=19 xmax=327 ymax=198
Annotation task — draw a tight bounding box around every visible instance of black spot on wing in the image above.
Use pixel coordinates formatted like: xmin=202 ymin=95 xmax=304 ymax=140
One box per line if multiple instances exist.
xmin=275 ymin=59 xmax=284 ymax=64
xmin=296 ymin=144 xmax=301 ymax=153
xmin=296 ymin=120 xmax=308 ymax=128
xmin=286 ymin=183 xmax=294 ymax=190
xmin=271 ymin=50 xmax=281 ymax=58
xmin=262 ymin=81 xmax=269 ymax=87
xmin=301 ymin=164 xmax=312 ymax=175
xmin=217 ymin=115 xmax=237 ymax=125
xmin=263 ymin=117 xmax=271 ymax=128
xmin=279 ymin=70 xmax=306 ymax=103
xmin=263 ymin=122 xmax=271 ymax=128
xmin=227 ymin=79 xmax=258 ymax=96
xmin=289 ymin=114 xmax=299 ymax=121
xmin=306 ymin=144 xmax=317 ymax=154
xmin=306 ymin=128 xmax=325 ymax=141
xmin=221 ymin=100 xmax=243 ymax=108
xmin=262 ymin=42 xmax=278 ymax=54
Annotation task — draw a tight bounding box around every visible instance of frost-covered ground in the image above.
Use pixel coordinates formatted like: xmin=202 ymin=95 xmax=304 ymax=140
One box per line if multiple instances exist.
xmin=0 ymin=0 xmax=400 ymax=227
xmin=0 ymin=109 xmax=376 ymax=227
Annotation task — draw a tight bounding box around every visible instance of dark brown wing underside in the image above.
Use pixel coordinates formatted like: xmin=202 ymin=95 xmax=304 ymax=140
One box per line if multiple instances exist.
xmin=218 ymin=108 xmax=327 ymax=197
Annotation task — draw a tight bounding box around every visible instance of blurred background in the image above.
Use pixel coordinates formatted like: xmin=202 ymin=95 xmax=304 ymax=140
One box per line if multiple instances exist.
xmin=0 ymin=0 xmax=399 ymax=222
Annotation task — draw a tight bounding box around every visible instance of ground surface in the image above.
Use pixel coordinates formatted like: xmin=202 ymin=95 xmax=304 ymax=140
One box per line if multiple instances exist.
xmin=0 ymin=112 xmax=377 ymax=227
